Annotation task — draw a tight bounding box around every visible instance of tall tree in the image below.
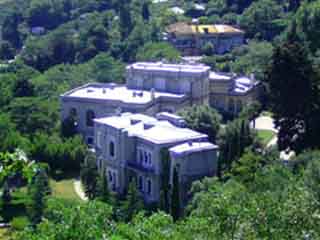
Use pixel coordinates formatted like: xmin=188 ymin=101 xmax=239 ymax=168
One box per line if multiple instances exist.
xmin=2 ymin=12 xmax=21 ymax=48
xmin=96 ymin=170 xmax=111 ymax=204
xmin=142 ymin=1 xmax=150 ymax=21
xmin=160 ymin=149 xmax=170 ymax=213
xmin=2 ymin=180 xmax=11 ymax=207
xmin=80 ymin=153 xmax=99 ymax=200
xmin=119 ymin=0 xmax=133 ymax=40
xmin=266 ymin=28 xmax=320 ymax=153
xmin=171 ymin=167 xmax=181 ymax=221
xmin=28 ymin=170 xmax=51 ymax=226
xmin=218 ymin=118 xmax=255 ymax=172
xmin=122 ymin=180 xmax=144 ymax=222
xmin=178 ymin=105 xmax=222 ymax=143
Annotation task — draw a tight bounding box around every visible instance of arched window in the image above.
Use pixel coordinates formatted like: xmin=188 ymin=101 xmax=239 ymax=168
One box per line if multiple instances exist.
xmin=139 ymin=149 xmax=143 ymax=163
xmin=138 ymin=176 xmax=143 ymax=191
xmin=228 ymin=99 xmax=235 ymax=113
xmin=109 ymin=141 xmax=115 ymax=157
xmin=147 ymin=179 xmax=152 ymax=195
xmin=237 ymin=100 xmax=243 ymax=113
xmin=69 ymin=108 xmax=77 ymax=119
xmin=86 ymin=110 xmax=95 ymax=127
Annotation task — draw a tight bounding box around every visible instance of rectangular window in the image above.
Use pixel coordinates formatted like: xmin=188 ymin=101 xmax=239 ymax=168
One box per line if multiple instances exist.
xmin=139 ymin=149 xmax=144 ymax=163
xmin=108 ymin=170 xmax=112 ymax=182
xmin=147 ymin=179 xmax=152 ymax=195
xmin=148 ymin=153 xmax=152 ymax=166
xmin=144 ymin=152 xmax=148 ymax=164
xmin=109 ymin=141 xmax=115 ymax=157
xmin=87 ymin=137 xmax=94 ymax=145
xmin=138 ymin=176 xmax=144 ymax=192
xmin=112 ymin=172 xmax=117 ymax=191
xmin=97 ymin=131 xmax=102 ymax=148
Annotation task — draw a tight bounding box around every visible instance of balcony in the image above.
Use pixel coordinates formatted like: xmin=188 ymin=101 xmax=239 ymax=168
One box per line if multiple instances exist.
xmin=127 ymin=161 xmax=155 ymax=173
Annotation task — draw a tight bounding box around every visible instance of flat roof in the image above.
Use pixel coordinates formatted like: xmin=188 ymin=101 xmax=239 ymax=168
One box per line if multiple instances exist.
xmin=209 ymin=72 xmax=232 ymax=81
xmin=166 ymin=22 xmax=244 ymax=35
xmin=169 ymin=142 xmax=218 ymax=155
xmin=127 ymin=62 xmax=210 ymax=74
xmin=62 ymin=83 xmax=186 ymax=104
xmin=95 ymin=113 xmax=208 ymax=144
xmin=233 ymin=77 xmax=257 ymax=94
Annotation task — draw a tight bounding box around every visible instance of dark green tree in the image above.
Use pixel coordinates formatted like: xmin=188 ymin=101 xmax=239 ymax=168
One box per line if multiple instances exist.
xmin=61 ymin=116 xmax=78 ymax=138
xmin=266 ymin=29 xmax=320 ymax=153
xmin=28 ymin=170 xmax=51 ymax=226
xmin=96 ymin=170 xmax=111 ymax=204
xmin=160 ymin=149 xmax=170 ymax=213
xmin=171 ymin=167 xmax=181 ymax=221
xmin=0 ymin=41 xmax=15 ymax=60
xmin=2 ymin=180 xmax=11 ymax=207
xmin=136 ymin=42 xmax=180 ymax=62
xmin=122 ymin=180 xmax=144 ymax=222
xmin=142 ymin=1 xmax=150 ymax=21
xmin=218 ymin=118 xmax=255 ymax=172
xmin=178 ymin=105 xmax=222 ymax=143
xmin=80 ymin=153 xmax=99 ymax=200
xmin=13 ymin=78 xmax=35 ymax=97
xmin=119 ymin=0 xmax=133 ymax=40
xmin=240 ymin=0 xmax=284 ymax=40
xmin=1 ymin=12 xmax=21 ymax=48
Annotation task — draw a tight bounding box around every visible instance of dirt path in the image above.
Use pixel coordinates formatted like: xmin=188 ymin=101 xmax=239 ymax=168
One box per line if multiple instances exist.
xmin=73 ymin=178 xmax=88 ymax=201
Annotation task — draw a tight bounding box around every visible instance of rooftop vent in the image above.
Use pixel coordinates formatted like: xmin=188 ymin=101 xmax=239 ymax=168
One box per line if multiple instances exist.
xmin=102 ymin=88 xmax=106 ymax=94
xmin=188 ymin=141 xmax=193 ymax=146
xmin=156 ymin=112 xmax=186 ymax=127
xmin=137 ymin=92 xmax=144 ymax=97
xmin=110 ymin=83 xmax=116 ymax=90
xmin=130 ymin=119 xmax=141 ymax=125
xmin=143 ymin=123 xmax=154 ymax=130
xmin=151 ymin=88 xmax=155 ymax=101
xmin=87 ymin=88 xmax=94 ymax=93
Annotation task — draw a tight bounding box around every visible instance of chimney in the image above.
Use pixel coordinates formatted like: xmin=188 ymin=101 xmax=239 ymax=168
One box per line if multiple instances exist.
xmin=143 ymin=123 xmax=154 ymax=130
xmin=115 ymin=107 xmax=122 ymax=116
xmin=110 ymin=83 xmax=116 ymax=90
xmin=130 ymin=119 xmax=141 ymax=125
xmin=151 ymin=88 xmax=155 ymax=101
xmin=192 ymin=18 xmax=199 ymax=33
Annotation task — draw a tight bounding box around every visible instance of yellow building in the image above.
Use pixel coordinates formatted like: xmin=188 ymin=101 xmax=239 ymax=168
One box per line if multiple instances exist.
xmin=165 ymin=22 xmax=244 ymax=55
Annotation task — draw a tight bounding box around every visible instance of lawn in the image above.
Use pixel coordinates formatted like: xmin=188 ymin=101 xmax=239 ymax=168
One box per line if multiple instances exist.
xmin=257 ymin=129 xmax=276 ymax=146
xmin=0 ymin=228 xmax=11 ymax=240
xmin=50 ymin=178 xmax=82 ymax=201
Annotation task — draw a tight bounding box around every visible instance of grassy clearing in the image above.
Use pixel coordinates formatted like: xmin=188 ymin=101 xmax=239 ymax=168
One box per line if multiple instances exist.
xmin=260 ymin=111 xmax=274 ymax=117
xmin=257 ymin=129 xmax=276 ymax=146
xmin=0 ymin=228 xmax=11 ymax=240
xmin=50 ymin=175 xmax=82 ymax=201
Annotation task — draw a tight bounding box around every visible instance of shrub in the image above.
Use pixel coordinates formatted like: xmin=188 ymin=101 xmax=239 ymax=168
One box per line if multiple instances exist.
xmin=11 ymin=217 xmax=30 ymax=231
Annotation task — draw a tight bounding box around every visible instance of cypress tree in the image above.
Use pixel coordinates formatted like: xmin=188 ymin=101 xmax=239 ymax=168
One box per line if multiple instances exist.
xmin=142 ymin=1 xmax=150 ymax=21
xmin=171 ymin=167 xmax=181 ymax=221
xmin=160 ymin=149 xmax=170 ymax=213
xmin=80 ymin=153 xmax=99 ymax=200
xmin=96 ymin=170 xmax=111 ymax=203
xmin=266 ymin=25 xmax=320 ymax=153
xmin=2 ymin=180 xmax=11 ymax=207
xmin=28 ymin=170 xmax=51 ymax=226
xmin=123 ymin=180 xmax=144 ymax=222
xmin=119 ymin=0 xmax=133 ymax=40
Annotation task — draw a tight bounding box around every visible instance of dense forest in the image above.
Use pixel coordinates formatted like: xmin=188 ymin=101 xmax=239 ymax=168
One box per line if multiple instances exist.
xmin=1 ymin=0 xmax=320 ymax=239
